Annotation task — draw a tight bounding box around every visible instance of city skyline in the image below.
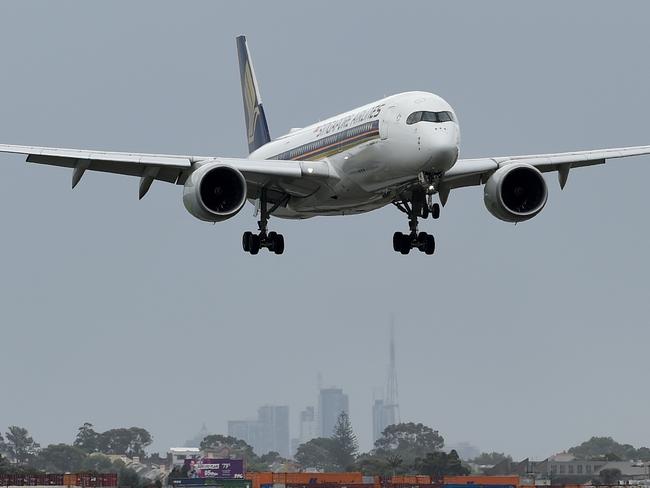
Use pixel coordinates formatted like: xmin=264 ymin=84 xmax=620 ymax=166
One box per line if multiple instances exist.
xmin=2 ymin=1 xmax=649 ymax=462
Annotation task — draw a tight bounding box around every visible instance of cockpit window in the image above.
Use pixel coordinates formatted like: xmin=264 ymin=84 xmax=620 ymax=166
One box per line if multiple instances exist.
xmin=406 ymin=111 xmax=456 ymax=124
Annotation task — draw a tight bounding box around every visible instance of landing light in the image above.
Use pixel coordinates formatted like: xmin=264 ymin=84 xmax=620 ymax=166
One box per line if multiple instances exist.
xmin=308 ymin=168 xmax=314 ymax=174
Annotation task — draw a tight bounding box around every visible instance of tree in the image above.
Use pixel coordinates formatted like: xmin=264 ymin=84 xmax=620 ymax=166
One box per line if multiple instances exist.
xmin=246 ymin=451 xmax=291 ymax=472
xmin=97 ymin=428 xmax=152 ymax=458
xmin=5 ymin=426 xmax=40 ymax=464
xmin=598 ymin=468 xmax=622 ymax=485
xmin=82 ymin=454 xmax=115 ymax=473
xmin=0 ymin=434 xmax=7 ymax=457
xmin=416 ymin=450 xmax=470 ymax=480
xmin=256 ymin=451 xmax=289 ymax=469
xmin=74 ymin=423 xmax=100 ymax=453
xmin=469 ymin=452 xmax=513 ymax=466
xmin=355 ymin=455 xmax=392 ymax=477
xmin=374 ymin=423 xmax=444 ymax=466
xmin=74 ymin=424 xmax=152 ymax=458
xmin=636 ymin=447 xmax=650 ymax=461
xmin=199 ymin=435 xmax=258 ymax=466
xmin=330 ymin=412 xmax=359 ymax=470
xmin=568 ymin=437 xmax=637 ymax=461
xmin=112 ymin=459 xmax=143 ymax=488
xmin=295 ymin=438 xmax=338 ymax=471
xmin=32 ymin=444 xmax=87 ymax=472
xmin=445 ymin=450 xmax=469 ymax=476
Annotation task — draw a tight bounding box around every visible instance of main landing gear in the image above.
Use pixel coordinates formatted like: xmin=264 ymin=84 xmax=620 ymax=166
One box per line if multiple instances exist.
xmin=242 ymin=189 xmax=285 ymax=255
xmin=392 ymin=196 xmax=440 ymax=255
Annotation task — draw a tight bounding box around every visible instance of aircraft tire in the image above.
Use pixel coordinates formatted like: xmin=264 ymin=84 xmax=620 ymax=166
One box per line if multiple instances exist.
xmin=242 ymin=231 xmax=252 ymax=252
xmin=393 ymin=232 xmax=403 ymax=252
xmin=249 ymin=234 xmax=261 ymax=255
xmin=431 ymin=203 xmax=440 ymax=219
xmin=424 ymin=234 xmax=435 ymax=255
xmin=399 ymin=236 xmax=411 ymax=254
xmin=273 ymin=234 xmax=285 ymax=255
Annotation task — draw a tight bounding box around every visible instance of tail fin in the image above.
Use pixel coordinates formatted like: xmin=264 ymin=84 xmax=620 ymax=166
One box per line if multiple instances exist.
xmin=236 ymin=35 xmax=271 ymax=153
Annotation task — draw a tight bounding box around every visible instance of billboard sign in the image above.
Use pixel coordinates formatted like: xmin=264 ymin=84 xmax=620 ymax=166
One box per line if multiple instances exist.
xmin=183 ymin=459 xmax=244 ymax=479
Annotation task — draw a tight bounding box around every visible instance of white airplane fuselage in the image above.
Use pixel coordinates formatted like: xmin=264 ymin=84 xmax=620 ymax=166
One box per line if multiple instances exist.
xmin=249 ymin=91 xmax=460 ymax=218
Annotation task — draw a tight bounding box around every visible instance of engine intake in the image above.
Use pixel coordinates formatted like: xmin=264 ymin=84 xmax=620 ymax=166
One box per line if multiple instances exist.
xmin=183 ymin=163 xmax=248 ymax=222
xmin=484 ymin=163 xmax=547 ymax=222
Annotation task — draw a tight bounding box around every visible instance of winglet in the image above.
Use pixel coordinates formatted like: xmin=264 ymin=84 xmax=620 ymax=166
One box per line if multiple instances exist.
xmin=236 ymin=36 xmax=271 ymax=154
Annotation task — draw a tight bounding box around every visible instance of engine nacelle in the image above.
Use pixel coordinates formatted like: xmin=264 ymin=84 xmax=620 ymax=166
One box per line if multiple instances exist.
xmin=183 ymin=163 xmax=247 ymax=222
xmin=484 ymin=163 xmax=548 ymax=222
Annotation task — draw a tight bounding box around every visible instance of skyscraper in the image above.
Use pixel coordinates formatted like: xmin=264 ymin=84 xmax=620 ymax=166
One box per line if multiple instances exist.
xmin=257 ymin=405 xmax=290 ymax=458
xmin=291 ymin=405 xmax=318 ymax=457
xmin=318 ymin=388 xmax=349 ymax=437
xmin=228 ymin=419 xmax=261 ymax=450
xmin=385 ymin=322 xmax=400 ymax=423
xmin=372 ymin=398 xmax=386 ymax=444
xmin=372 ymin=323 xmax=400 ymax=444
xmin=228 ymin=405 xmax=290 ymax=458
xmin=299 ymin=406 xmax=317 ymax=443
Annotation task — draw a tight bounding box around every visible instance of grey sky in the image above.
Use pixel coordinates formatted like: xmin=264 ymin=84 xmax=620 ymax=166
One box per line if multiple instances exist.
xmin=1 ymin=0 xmax=649 ymax=461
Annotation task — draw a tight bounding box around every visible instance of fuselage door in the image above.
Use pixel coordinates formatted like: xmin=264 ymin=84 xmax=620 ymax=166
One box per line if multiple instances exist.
xmin=380 ymin=105 xmax=398 ymax=140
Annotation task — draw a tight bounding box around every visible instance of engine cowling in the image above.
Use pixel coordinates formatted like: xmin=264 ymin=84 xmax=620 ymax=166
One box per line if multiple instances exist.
xmin=183 ymin=163 xmax=247 ymax=222
xmin=484 ymin=163 xmax=548 ymax=222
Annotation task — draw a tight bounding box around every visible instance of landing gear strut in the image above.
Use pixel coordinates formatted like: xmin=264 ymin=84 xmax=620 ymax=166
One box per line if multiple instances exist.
xmin=242 ymin=189 xmax=285 ymax=255
xmin=391 ymin=195 xmax=440 ymax=255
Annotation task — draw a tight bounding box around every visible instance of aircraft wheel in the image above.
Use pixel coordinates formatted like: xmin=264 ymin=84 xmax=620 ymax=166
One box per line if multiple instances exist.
xmin=249 ymin=234 xmax=261 ymax=255
xmin=399 ymin=235 xmax=411 ymax=254
xmin=417 ymin=232 xmax=428 ymax=251
xmin=393 ymin=232 xmax=404 ymax=252
xmin=242 ymin=231 xmax=252 ymax=252
xmin=424 ymin=234 xmax=436 ymax=255
xmin=273 ymin=234 xmax=285 ymax=255
xmin=431 ymin=203 xmax=440 ymax=219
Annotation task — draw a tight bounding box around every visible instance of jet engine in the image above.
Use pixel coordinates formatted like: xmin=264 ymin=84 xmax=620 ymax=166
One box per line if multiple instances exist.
xmin=183 ymin=163 xmax=248 ymax=222
xmin=483 ymin=163 xmax=548 ymax=222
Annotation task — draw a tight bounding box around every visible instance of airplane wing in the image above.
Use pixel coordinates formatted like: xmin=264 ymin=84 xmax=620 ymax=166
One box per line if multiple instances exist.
xmin=441 ymin=145 xmax=650 ymax=200
xmin=0 ymin=143 xmax=330 ymax=200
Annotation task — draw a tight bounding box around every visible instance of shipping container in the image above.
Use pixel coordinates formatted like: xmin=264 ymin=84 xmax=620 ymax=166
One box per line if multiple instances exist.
xmin=444 ymin=477 xmax=519 ymax=488
xmin=170 ymin=479 xmax=252 ymax=488
xmin=0 ymin=473 xmax=117 ymax=487
xmin=390 ymin=477 xmax=433 ymax=485
xmin=245 ymin=473 xmax=365 ymax=488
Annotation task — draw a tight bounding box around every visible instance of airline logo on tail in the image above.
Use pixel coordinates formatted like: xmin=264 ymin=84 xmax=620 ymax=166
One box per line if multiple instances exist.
xmin=242 ymin=62 xmax=261 ymax=146
xmin=236 ymin=35 xmax=271 ymax=154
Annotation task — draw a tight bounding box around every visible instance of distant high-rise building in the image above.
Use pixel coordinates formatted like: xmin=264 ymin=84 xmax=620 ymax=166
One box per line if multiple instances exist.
xmin=228 ymin=419 xmax=260 ymax=450
xmin=372 ymin=322 xmax=400 ymax=443
xmin=372 ymin=398 xmax=385 ymax=444
xmin=292 ymin=404 xmax=318 ymax=457
xmin=185 ymin=423 xmax=210 ymax=447
xmin=299 ymin=406 xmax=317 ymax=444
xmin=319 ymin=388 xmax=349 ymax=437
xmin=228 ymin=405 xmax=290 ymax=458
xmin=257 ymin=405 xmax=290 ymax=458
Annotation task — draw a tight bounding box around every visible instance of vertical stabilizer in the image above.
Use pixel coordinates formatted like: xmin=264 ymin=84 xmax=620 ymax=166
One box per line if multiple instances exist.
xmin=236 ymin=35 xmax=271 ymax=154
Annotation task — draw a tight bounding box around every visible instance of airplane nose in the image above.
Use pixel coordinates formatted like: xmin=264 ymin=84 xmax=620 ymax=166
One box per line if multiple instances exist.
xmin=426 ymin=125 xmax=459 ymax=170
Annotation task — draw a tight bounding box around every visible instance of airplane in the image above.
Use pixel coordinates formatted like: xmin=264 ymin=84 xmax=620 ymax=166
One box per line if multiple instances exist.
xmin=2 ymin=35 xmax=650 ymax=256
